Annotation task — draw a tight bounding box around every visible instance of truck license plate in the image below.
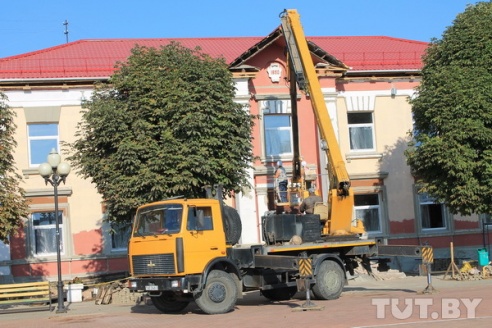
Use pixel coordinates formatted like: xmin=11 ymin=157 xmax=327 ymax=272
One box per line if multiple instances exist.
xmin=145 ymin=285 xmax=158 ymax=291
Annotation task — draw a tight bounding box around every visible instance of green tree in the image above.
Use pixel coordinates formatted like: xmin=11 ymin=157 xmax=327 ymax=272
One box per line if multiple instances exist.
xmin=67 ymin=43 xmax=255 ymax=222
xmin=0 ymin=92 xmax=29 ymax=243
xmin=406 ymin=2 xmax=492 ymax=215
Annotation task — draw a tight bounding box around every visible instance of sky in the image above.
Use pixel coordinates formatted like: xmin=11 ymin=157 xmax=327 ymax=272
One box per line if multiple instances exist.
xmin=0 ymin=0 xmax=483 ymax=59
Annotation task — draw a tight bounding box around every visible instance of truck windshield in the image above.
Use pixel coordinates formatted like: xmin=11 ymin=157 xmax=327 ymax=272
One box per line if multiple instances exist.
xmin=134 ymin=204 xmax=183 ymax=236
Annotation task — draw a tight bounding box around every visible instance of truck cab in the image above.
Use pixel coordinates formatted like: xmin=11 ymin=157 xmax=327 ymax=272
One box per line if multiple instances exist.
xmin=130 ymin=199 xmax=227 ymax=276
xmin=128 ymin=197 xmax=243 ymax=314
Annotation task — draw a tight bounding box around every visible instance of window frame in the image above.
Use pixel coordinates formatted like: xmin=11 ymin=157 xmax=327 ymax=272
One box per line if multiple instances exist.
xmin=261 ymin=99 xmax=293 ymax=159
xmin=347 ymin=111 xmax=376 ymax=152
xmin=480 ymin=213 xmax=492 ymax=224
xmin=354 ymin=193 xmax=383 ymax=234
xmin=110 ymin=221 xmax=132 ymax=252
xmin=27 ymin=123 xmax=59 ymax=166
xmin=29 ymin=209 xmax=66 ymax=257
xmin=416 ymin=191 xmax=449 ymax=232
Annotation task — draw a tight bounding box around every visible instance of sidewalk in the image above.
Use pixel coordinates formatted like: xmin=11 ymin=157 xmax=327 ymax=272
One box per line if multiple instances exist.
xmin=1 ymin=274 xmax=491 ymax=328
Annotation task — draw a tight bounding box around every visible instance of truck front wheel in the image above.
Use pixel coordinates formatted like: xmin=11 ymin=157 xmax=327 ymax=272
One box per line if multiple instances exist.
xmin=311 ymin=260 xmax=345 ymax=300
xmin=194 ymin=270 xmax=238 ymax=314
xmin=151 ymin=292 xmax=189 ymax=313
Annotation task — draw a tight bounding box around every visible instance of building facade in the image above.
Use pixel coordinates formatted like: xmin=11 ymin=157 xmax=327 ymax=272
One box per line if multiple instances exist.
xmin=0 ymin=28 xmax=485 ymax=282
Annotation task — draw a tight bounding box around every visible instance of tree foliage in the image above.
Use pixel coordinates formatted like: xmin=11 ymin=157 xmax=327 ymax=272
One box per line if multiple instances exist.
xmin=0 ymin=92 xmax=29 ymax=243
xmin=406 ymin=2 xmax=492 ymax=215
xmin=67 ymin=43 xmax=255 ymax=222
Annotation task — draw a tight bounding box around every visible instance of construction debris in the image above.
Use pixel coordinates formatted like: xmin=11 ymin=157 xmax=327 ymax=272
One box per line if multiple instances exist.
xmin=93 ymin=280 xmax=143 ymax=305
xmin=483 ymin=265 xmax=492 ymax=278
xmin=353 ymin=258 xmax=407 ymax=282
xmin=449 ymin=260 xmax=492 ymax=281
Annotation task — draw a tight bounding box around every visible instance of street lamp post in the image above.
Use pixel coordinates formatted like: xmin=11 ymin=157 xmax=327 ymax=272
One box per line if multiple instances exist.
xmin=38 ymin=148 xmax=71 ymax=314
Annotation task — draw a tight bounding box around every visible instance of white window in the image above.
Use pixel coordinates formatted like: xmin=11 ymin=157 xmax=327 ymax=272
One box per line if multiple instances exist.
xmin=31 ymin=211 xmax=63 ymax=256
xmin=28 ymin=124 xmax=59 ymax=166
xmin=354 ymin=194 xmax=381 ymax=233
xmin=418 ymin=193 xmax=447 ymax=230
xmin=348 ymin=112 xmax=375 ymax=151
xmin=262 ymin=100 xmax=292 ymax=158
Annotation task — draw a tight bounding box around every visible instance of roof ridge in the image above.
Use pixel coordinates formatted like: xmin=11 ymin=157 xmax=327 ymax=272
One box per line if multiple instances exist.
xmin=71 ymin=36 xmax=264 ymax=42
xmin=309 ymin=35 xmax=429 ymax=45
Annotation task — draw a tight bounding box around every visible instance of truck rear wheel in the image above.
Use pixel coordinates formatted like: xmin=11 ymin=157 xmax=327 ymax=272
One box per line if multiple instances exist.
xmin=151 ymin=292 xmax=189 ymax=313
xmin=261 ymin=286 xmax=297 ymax=301
xmin=194 ymin=270 xmax=238 ymax=314
xmin=311 ymin=260 xmax=345 ymax=300
xmin=223 ymin=205 xmax=242 ymax=245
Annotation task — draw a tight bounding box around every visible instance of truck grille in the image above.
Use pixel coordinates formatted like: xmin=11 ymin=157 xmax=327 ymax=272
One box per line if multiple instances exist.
xmin=132 ymin=253 xmax=176 ymax=275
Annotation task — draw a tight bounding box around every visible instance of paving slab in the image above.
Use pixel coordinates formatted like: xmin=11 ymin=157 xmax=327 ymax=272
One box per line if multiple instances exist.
xmin=1 ymin=274 xmax=491 ymax=328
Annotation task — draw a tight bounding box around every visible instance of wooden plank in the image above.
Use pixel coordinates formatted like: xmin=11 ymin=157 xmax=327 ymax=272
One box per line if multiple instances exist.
xmin=102 ymin=285 xmax=114 ymax=305
xmin=0 ymin=281 xmax=51 ymax=312
xmin=0 ymin=291 xmax=50 ymax=299
xmin=0 ymin=298 xmax=50 ymax=305
xmin=0 ymin=286 xmax=50 ymax=293
xmin=0 ymin=288 xmax=50 ymax=295
xmin=0 ymin=282 xmax=49 ymax=290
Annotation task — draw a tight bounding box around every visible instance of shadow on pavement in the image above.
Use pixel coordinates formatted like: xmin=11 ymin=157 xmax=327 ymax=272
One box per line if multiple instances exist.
xmin=128 ymin=290 xmax=308 ymax=315
xmin=343 ymin=286 xmax=417 ymax=293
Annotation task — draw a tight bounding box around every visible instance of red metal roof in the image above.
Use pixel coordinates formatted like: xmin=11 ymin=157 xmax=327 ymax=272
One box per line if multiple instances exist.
xmin=310 ymin=36 xmax=428 ymax=71
xmin=0 ymin=36 xmax=428 ymax=80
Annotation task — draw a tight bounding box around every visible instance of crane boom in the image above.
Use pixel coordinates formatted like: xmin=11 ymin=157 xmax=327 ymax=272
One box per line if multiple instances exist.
xmin=280 ymin=9 xmax=364 ymax=235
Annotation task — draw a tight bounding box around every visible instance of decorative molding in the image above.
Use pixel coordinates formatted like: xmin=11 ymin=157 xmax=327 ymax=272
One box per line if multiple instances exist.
xmin=346 ymin=153 xmax=383 ymax=162
xmin=25 ymin=187 xmax=73 ymax=197
xmin=350 ymin=171 xmax=389 ymax=180
xmin=22 ymin=168 xmax=41 ymax=178
xmin=24 ymin=106 xmax=61 ymax=123
xmin=345 ymin=94 xmax=375 ymax=112
xmin=266 ymin=62 xmax=283 ymax=83
xmin=254 ymin=94 xmax=300 ymax=101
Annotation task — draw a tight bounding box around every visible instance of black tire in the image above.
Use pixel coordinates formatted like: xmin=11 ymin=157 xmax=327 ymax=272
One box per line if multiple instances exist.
xmin=150 ymin=292 xmax=189 ymax=313
xmin=194 ymin=270 xmax=238 ymax=314
xmin=261 ymin=286 xmax=297 ymax=301
xmin=223 ymin=205 xmax=242 ymax=245
xmin=311 ymin=260 xmax=345 ymax=300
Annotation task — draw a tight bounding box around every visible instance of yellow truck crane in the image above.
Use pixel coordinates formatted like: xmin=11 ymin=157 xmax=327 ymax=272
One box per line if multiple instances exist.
xmin=127 ymin=9 xmax=403 ymax=315
xmin=274 ymin=9 xmax=366 ymax=237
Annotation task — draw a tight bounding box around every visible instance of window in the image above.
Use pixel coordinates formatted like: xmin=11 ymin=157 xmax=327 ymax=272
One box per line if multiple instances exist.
xmin=354 ymin=194 xmax=381 ymax=233
xmin=481 ymin=214 xmax=492 ymax=224
xmin=31 ymin=211 xmax=63 ymax=255
xmin=135 ymin=204 xmax=183 ymax=236
xmin=187 ymin=206 xmax=213 ymax=231
xmin=28 ymin=124 xmax=59 ymax=166
xmin=110 ymin=222 xmax=131 ymax=251
xmin=348 ymin=112 xmax=375 ymax=151
xmin=419 ymin=193 xmax=446 ymax=230
xmin=262 ymin=100 xmax=292 ymax=157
